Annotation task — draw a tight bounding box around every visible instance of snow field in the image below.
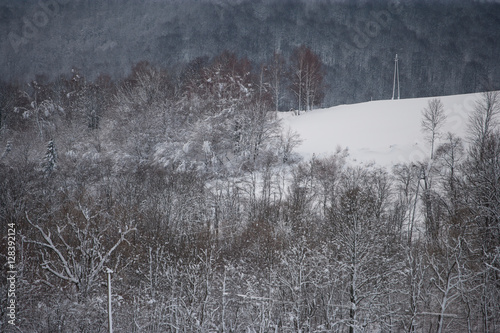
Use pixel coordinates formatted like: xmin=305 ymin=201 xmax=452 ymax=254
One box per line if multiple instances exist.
xmin=280 ymin=92 xmax=482 ymax=167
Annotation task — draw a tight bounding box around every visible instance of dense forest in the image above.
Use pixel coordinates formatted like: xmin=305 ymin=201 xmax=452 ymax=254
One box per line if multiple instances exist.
xmin=1 ymin=45 xmax=500 ymax=332
xmin=1 ymin=0 xmax=500 ymax=106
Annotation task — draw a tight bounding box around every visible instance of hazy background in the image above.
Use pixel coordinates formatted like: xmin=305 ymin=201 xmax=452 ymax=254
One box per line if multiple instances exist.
xmin=1 ymin=0 xmax=499 ymax=106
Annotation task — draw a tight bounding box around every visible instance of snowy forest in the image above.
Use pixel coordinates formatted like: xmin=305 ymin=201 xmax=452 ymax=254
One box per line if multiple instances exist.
xmin=1 ymin=43 xmax=500 ymax=332
xmin=2 ymin=0 xmax=500 ymax=332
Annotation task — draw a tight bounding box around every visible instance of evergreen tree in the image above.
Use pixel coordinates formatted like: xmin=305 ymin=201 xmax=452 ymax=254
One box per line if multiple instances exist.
xmin=44 ymin=139 xmax=57 ymax=176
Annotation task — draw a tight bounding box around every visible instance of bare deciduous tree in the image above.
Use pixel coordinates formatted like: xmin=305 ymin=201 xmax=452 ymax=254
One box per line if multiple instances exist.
xmin=289 ymin=45 xmax=324 ymax=112
xmin=26 ymin=203 xmax=136 ymax=299
xmin=467 ymin=91 xmax=500 ymax=161
xmin=421 ymin=98 xmax=447 ymax=159
xmin=265 ymin=50 xmax=286 ymax=111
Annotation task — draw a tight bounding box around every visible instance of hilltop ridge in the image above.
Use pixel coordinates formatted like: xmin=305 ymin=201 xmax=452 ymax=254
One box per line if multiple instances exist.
xmin=282 ymin=92 xmax=482 ymax=166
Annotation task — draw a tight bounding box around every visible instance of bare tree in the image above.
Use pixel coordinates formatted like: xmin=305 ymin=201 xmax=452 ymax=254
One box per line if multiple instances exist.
xmin=421 ymin=98 xmax=447 ymax=159
xmin=265 ymin=50 xmax=286 ymax=111
xmin=26 ymin=203 xmax=136 ymax=299
xmin=465 ymin=91 xmax=500 ymax=251
xmin=418 ymin=98 xmax=448 ymax=244
xmin=463 ymin=91 xmax=500 ymax=332
xmin=289 ymin=45 xmax=324 ymax=112
xmin=467 ymin=91 xmax=500 ymax=161
xmin=428 ymin=245 xmax=461 ymax=333
xmin=329 ymin=166 xmax=400 ymax=333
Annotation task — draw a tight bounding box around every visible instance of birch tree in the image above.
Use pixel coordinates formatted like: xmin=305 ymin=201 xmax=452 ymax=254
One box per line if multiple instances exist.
xmin=265 ymin=50 xmax=286 ymax=111
xmin=421 ymin=98 xmax=447 ymax=159
xmin=289 ymin=45 xmax=324 ymax=112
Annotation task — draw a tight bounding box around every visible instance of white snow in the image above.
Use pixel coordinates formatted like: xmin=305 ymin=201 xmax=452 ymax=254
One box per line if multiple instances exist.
xmin=280 ymin=93 xmax=482 ymax=167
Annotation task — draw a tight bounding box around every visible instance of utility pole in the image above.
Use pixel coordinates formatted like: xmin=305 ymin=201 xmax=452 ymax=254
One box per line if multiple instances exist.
xmin=106 ymin=268 xmax=113 ymax=333
xmin=392 ymin=54 xmax=400 ymax=100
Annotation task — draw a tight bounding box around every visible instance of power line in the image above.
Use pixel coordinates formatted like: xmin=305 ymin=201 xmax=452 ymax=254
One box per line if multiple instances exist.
xmin=392 ymin=54 xmax=400 ymax=100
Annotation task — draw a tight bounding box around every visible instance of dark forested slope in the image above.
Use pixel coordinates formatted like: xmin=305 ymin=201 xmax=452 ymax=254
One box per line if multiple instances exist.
xmin=1 ymin=0 xmax=499 ymax=106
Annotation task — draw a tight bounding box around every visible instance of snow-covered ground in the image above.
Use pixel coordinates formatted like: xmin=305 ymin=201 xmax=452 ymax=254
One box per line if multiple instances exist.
xmin=280 ymin=92 xmax=483 ymax=167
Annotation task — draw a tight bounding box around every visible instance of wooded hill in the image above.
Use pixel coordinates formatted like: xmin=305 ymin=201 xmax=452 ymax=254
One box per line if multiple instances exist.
xmin=1 ymin=48 xmax=500 ymax=330
xmin=1 ymin=0 xmax=500 ymax=107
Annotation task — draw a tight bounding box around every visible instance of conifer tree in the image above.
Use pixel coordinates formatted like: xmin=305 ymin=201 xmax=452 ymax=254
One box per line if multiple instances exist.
xmin=44 ymin=139 xmax=57 ymax=176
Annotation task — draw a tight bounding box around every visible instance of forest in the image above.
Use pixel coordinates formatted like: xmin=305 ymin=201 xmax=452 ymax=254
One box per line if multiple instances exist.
xmin=2 ymin=0 xmax=500 ymax=106
xmin=1 ymin=47 xmax=500 ymax=332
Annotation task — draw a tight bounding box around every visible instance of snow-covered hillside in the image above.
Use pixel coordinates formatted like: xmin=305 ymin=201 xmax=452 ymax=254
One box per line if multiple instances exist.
xmin=281 ymin=92 xmax=483 ymax=167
